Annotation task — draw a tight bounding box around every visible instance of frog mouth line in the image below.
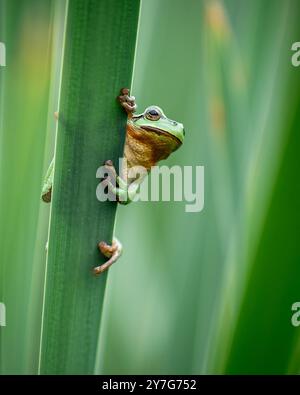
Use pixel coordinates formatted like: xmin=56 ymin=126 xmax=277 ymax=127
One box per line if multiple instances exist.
xmin=140 ymin=126 xmax=182 ymax=145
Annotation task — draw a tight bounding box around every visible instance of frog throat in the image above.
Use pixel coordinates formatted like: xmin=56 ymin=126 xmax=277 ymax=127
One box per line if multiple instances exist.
xmin=139 ymin=125 xmax=182 ymax=145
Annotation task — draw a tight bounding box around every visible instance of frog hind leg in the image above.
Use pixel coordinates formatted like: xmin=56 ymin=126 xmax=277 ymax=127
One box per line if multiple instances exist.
xmin=93 ymin=238 xmax=123 ymax=275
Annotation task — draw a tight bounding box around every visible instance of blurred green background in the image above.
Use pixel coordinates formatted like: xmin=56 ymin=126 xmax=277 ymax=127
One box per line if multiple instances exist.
xmin=1 ymin=0 xmax=300 ymax=374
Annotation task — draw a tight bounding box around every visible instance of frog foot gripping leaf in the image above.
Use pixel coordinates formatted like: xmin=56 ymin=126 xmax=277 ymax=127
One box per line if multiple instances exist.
xmin=93 ymin=239 xmax=123 ymax=275
xmin=41 ymin=88 xmax=185 ymax=275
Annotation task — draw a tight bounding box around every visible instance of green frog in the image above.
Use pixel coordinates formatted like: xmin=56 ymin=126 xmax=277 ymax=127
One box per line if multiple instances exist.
xmin=42 ymin=88 xmax=185 ymax=275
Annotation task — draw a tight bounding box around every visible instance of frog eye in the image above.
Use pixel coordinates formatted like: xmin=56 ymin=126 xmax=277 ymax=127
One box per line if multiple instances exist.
xmin=145 ymin=108 xmax=161 ymax=121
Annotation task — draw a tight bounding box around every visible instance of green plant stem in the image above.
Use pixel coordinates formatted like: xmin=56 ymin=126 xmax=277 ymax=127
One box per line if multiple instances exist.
xmin=39 ymin=0 xmax=140 ymax=374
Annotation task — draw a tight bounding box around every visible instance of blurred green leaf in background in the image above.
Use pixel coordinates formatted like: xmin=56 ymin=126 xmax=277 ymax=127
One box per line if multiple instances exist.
xmin=0 ymin=0 xmax=66 ymax=374
xmin=1 ymin=0 xmax=300 ymax=375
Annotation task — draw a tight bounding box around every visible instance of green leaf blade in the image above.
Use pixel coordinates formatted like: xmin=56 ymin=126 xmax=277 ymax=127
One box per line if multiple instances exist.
xmin=39 ymin=0 xmax=140 ymax=375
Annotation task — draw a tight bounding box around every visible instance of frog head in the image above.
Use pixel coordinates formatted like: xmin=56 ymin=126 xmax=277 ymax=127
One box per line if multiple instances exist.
xmin=131 ymin=106 xmax=185 ymax=147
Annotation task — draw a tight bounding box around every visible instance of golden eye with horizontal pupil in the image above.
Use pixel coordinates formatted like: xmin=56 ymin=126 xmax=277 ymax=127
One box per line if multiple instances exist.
xmin=145 ymin=108 xmax=161 ymax=121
